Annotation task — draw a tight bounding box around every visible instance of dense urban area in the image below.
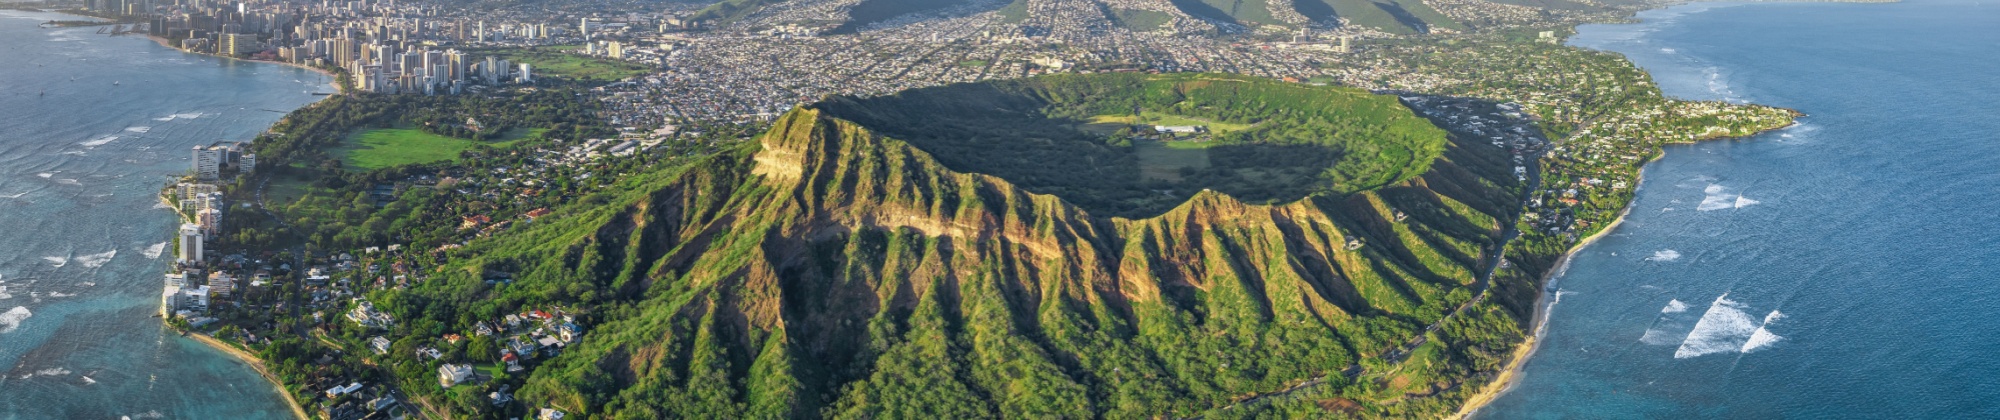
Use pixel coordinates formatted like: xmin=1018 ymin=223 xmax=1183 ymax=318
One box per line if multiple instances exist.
xmin=6 ymin=0 xmax=1801 ymax=417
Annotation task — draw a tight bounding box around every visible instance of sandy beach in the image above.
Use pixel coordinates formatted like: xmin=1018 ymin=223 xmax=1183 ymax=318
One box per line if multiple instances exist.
xmin=144 ymin=34 xmax=342 ymax=92
xmin=186 ymin=333 xmax=311 ymax=420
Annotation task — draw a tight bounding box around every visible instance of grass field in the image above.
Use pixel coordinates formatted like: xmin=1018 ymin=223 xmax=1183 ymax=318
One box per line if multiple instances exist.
xmin=480 ymin=47 xmax=653 ymax=82
xmin=957 ymin=60 xmax=989 ymax=68
xmin=1134 ymin=139 xmax=1210 ymax=181
xmin=334 ymin=128 xmax=511 ymax=170
xmin=1089 ymin=111 xmax=1257 ymax=133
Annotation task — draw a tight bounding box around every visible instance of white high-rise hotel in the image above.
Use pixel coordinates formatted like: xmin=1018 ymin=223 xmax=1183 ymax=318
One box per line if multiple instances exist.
xmin=177 ymin=223 xmax=203 ymax=264
xmin=192 ymin=145 xmax=223 ymax=180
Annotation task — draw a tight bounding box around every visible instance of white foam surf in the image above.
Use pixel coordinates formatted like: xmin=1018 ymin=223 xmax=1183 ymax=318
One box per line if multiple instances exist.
xmin=153 ymin=112 xmax=203 ymax=122
xmin=1647 ymin=250 xmax=1682 ymax=262
xmin=0 ymin=306 xmax=30 ymax=333
xmin=82 ymin=376 xmax=96 ymax=384
xmin=1741 ymin=310 xmax=1786 ymax=353
xmin=1698 ymin=184 xmax=1760 ymax=211
xmin=34 ymin=367 xmax=71 ymax=377
xmin=124 ymin=126 xmax=151 ymax=133
xmin=142 ymin=242 xmax=167 ymax=259
xmin=1675 ymin=294 xmax=1760 ymax=358
xmin=80 ymin=135 xmax=120 ymax=147
xmin=43 ymin=256 xmax=67 ymax=267
xmin=1639 ymin=299 xmax=1696 ymax=345
xmin=0 ymin=285 xmax=11 ymax=300
xmin=76 ymin=250 xmax=116 ymax=268
xmin=1663 ymin=299 xmax=1689 ymax=313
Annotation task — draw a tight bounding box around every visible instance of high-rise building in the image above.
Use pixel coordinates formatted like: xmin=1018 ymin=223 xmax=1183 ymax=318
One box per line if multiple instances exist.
xmin=192 ymin=145 xmax=222 ymax=180
xmin=518 ymin=63 xmax=532 ymax=83
xmin=221 ymin=33 xmax=256 ymax=55
xmin=177 ymin=223 xmax=204 ymax=264
xmin=197 ymin=207 xmax=222 ymax=236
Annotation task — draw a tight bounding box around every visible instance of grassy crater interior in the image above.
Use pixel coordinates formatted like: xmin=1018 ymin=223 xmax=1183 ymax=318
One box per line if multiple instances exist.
xmin=815 ymin=73 xmax=1451 ymax=218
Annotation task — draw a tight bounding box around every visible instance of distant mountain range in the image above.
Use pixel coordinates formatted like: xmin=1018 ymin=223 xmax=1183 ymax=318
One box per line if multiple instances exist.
xmin=691 ymin=0 xmax=1616 ymax=35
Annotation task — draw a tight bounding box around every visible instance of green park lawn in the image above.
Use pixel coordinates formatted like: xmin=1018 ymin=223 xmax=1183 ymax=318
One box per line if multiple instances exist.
xmin=1088 ymin=111 xmax=1257 ymax=134
xmin=334 ymin=128 xmax=494 ymax=170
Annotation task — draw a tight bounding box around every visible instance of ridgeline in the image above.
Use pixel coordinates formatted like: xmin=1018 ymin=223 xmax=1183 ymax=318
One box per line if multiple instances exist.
xmin=436 ymin=73 xmax=1534 ymax=417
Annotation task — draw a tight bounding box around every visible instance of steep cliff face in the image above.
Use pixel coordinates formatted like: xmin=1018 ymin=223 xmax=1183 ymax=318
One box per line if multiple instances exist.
xmin=505 ymin=98 xmax=1526 ymax=418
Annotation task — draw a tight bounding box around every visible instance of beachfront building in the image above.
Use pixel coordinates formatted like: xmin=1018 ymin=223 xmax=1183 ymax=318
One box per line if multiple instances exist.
xmin=177 ymin=223 xmax=203 ymax=265
xmin=192 ymin=146 xmax=223 ymax=180
xmin=163 ymin=285 xmax=211 ymax=314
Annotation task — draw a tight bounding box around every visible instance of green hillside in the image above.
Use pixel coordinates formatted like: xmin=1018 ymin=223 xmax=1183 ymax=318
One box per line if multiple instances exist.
xmin=691 ymin=0 xmax=784 ymax=23
xmin=344 ymin=73 xmax=1536 ymax=418
xmin=1292 ymin=0 xmax=1462 ymax=34
xmin=1170 ymin=0 xmax=1287 ymax=27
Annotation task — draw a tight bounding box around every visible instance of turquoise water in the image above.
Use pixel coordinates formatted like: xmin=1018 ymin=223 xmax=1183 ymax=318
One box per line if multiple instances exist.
xmin=0 ymin=10 xmax=328 ymax=419
xmin=1482 ymin=0 xmax=2000 ymax=417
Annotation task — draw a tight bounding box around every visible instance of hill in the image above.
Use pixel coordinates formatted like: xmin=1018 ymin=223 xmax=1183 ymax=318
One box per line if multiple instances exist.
xmin=376 ymin=73 xmax=1536 ymax=417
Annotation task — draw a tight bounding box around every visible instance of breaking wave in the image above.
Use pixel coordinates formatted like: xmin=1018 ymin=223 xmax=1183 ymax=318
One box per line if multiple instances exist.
xmin=44 ymin=256 xmax=67 ymax=267
xmin=1640 ymin=299 xmax=1697 ymax=345
xmin=142 ymin=242 xmax=167 ymax=259
xmin=80 ymin=135 xmax=120 ymax=147
xmin=1742 ymin=310 xmax=1787 ymax=353
xmin=1698 ymin=184 xmax=1760 ymax=211
xmin=1647 ymin=250 xmax=1682 ymax=262
xmin=153 ymin=112 xmax=204 ymax=122
xmin=1675 ymin=294 xmax=1759 ymax=358
xmin=76 ymin=250 xmax=116 ymax=268
xmin=124 ymin=126 xmax=151 ymax=133
xmin=0 ymin=306 xmax=30 ymax=334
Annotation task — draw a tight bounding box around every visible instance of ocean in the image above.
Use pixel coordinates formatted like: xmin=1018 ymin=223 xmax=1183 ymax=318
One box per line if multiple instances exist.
xmin=1480 ymin=0 xmax=2000 ymax=417
xmin=0 ymin=10 xmax=328 ymax=419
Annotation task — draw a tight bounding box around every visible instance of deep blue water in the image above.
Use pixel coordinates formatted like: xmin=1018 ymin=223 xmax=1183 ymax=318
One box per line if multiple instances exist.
xmin=1481 ymin=0 xmax=2000 ymax=418
xmin=0 ymin=10 xmax=328 ymax=419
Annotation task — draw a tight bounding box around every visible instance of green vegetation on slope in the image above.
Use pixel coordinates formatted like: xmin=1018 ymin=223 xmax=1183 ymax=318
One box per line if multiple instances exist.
xmin=1170 ymin=0 xmax=1286 ymax=27
xmin=692 ymin=0 xmax=785 ymax=23
xmin=350 ymin=73 xmax=1529 ymax=418
xmin=818 ymin=72 xmax=1449 ymax=217
xmin=829 ymin=0 xmax=988 ymax=33
xmin=1292 ymin=0 xmax=1461 ymax=34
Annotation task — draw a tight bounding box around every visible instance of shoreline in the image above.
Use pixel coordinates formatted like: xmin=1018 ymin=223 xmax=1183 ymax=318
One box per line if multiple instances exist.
xmin=185 ymin=333 xmax=311 ymax=420
xmin=145 ymin=34 xmax=344 ymax=93
xmin=1443 ymin=2 xmax=1837 ymax=415
xmin=1450 ymin=112 xmax=1806 ymax=418
xmin=1449 ymin=170 xmax=1640 ymax=419
xmin=107 ymin=13 xmax=333 ymax=420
